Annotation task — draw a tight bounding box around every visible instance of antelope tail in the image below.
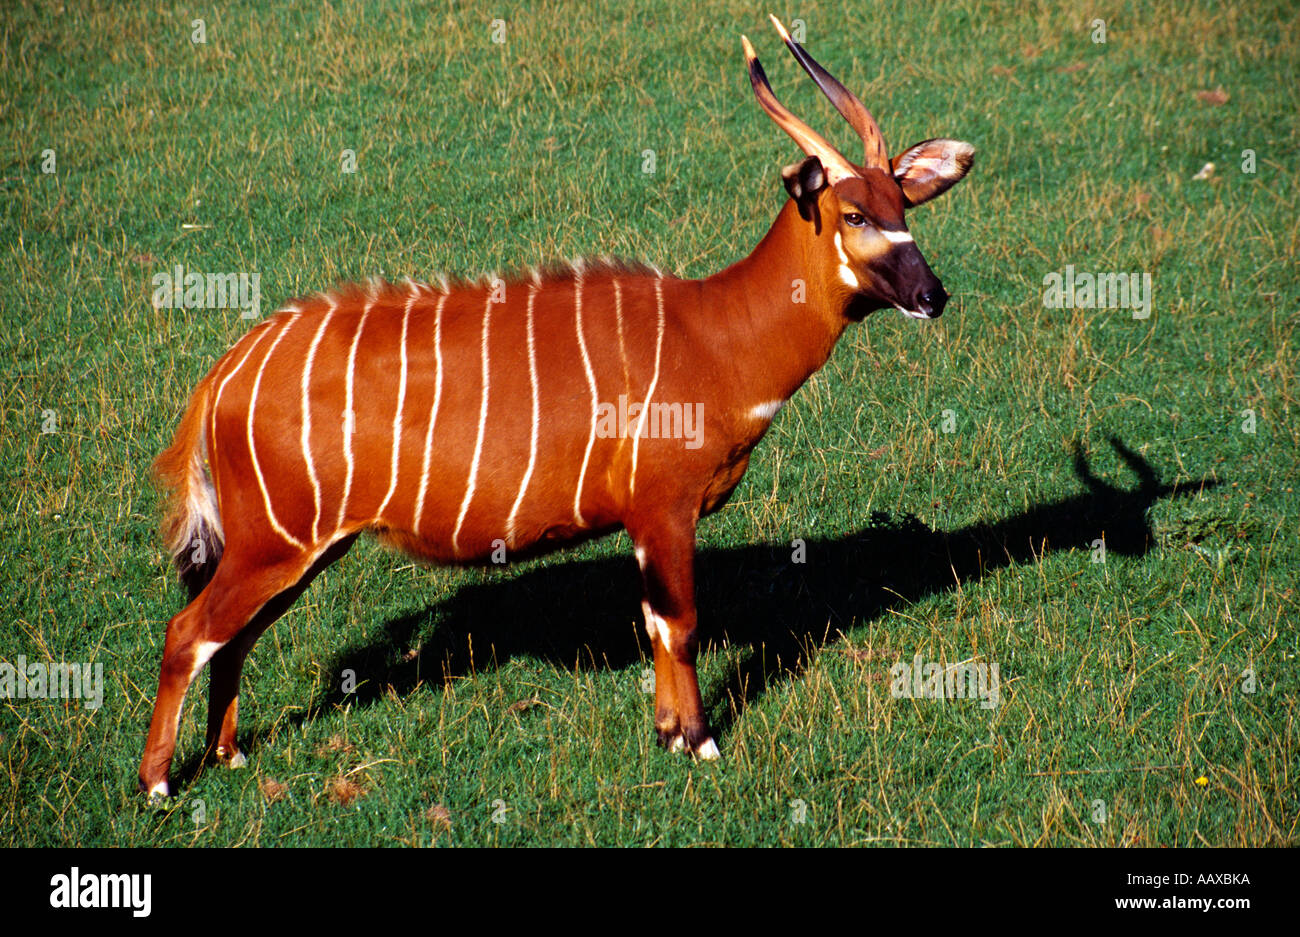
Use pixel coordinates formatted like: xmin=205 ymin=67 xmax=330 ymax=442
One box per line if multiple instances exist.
xmin=153 ymin=376 xmax=224 ymax=598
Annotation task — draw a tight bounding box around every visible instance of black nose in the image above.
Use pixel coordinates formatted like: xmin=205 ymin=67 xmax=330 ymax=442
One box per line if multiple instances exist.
xmin=918 ymin=287 xmax=948 ymax=318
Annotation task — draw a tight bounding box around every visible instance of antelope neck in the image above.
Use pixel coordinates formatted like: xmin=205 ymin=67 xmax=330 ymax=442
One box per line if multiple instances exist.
xmin=700 ymin=199 xmax=849 ymax=406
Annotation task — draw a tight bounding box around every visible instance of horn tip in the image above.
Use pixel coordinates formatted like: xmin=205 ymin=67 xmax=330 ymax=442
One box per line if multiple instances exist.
xmin=768 ymin=13 xmax=792 ymax=41
xmin=741 ymin=34 xmax=756 ymax=60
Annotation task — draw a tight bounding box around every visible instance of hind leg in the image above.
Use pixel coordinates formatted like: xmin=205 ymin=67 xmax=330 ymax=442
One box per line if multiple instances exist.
xmin=139 ymin=543 xmax=340 ymax=800
xmin=205 ymin=640 xmax=254 ymax=768
xmin=203 ymin=535 xmax=357 ymax=769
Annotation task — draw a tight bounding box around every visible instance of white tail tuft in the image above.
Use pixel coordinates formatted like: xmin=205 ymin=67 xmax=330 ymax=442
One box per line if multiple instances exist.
xmin=165 ymin=432 xmax=224 ymax=562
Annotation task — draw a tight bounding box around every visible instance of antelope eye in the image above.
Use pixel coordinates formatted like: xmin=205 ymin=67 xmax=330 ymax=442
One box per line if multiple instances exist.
xmin=843 ymin=212 xmax=867 ymax=228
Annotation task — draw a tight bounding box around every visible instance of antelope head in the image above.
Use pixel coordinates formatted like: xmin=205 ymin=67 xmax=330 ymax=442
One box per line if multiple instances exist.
xmin=744 ymin=16 xmax=973 ymax=320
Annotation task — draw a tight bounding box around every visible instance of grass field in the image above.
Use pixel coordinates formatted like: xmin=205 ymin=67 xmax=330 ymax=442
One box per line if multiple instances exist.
xmin=1 ymin=0 xmax=1296 ymax=847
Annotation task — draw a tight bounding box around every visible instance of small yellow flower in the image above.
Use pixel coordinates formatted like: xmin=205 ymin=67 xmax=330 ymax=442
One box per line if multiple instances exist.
xmin=1194 ymin=776 xmax=1208 ymax=786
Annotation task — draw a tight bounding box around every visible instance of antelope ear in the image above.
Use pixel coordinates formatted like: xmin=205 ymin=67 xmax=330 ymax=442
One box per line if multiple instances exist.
xmin=781 ymin=155 xmax=827 ymax=225
xmin=891 ymin=138 xmax=974 ymax=207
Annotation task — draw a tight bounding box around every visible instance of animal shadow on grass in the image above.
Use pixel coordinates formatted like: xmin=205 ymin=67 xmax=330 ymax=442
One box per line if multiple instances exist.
xmin=179 ymin=436 xmax=1216 ymax=778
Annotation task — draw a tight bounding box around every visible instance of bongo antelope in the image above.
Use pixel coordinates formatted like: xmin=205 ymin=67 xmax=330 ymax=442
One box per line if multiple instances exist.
xmin=139 ymin=17 xmax=973 ymax=798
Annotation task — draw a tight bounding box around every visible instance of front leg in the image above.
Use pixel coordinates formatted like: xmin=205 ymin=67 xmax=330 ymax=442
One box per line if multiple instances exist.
xmin=630 ymin=513 xmax=718 ymax=759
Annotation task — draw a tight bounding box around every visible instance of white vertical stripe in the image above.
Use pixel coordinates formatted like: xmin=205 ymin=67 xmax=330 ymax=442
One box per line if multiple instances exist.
xmin=247 ymin=314 xmax=306 ymax=548
xmin=452 ymin=292 xmax=493 ymax=555
xmin=377 ymin=283 xmax=416 ymax=519
xmin=505 ymin=283 xmax=540 ymax=547
xmin=413 ymin=291 xmax=449 ymax=534
xmin=613 ymin=279 xmax=630 ymax=398
xmin=630 ymin=275 xmax=665 ymax=498
xmin=211 ymin=321 xmax=276 ymax=462
xmin=612 ymin=279 xmax=631 ymax=462
xmin=302 ymin=298 xmax=336 ymax=542
xmin=573 ymin=273 xmax=598 ymax=526
xmin=336 ymin=298 xmax=374 ymax=531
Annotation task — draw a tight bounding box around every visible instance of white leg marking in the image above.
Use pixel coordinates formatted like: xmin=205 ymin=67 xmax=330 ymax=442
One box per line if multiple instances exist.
xmin=190 ymin=640 xmax=224 ymax=682
xmin=641 ymin=599 xmax=658 ymax=641
xmin=630 ymin=275 xmax=665 ymax=498
xmin=636 ymin=550 xmax=660 ymax=641
xmin=695 ymin=738 xmax=721 ymax=760
xmin=413 ymin=292 xmax=448 ymax=535
xmin=505 ymin=283 xmax=540 ymax=546
xmin=247 ymin=314 xmax=307 ymax=549
xmin=302 ymin=298 xmax=336 ymax=542
xmin=749 ymin=399 xmax=786 ymax=422
xmin=147 ymin=781 xmax=171 ymax=801
xmin=834 ymin=232 xmax=859 ymax=289
xmin=668 ymin=736 xmax=686 ymax=753
xmin=337 ymin=299 xmax=375 ymax=531
xmin=573 ymin=273 xmax=598 ymax=527
xmin=377 ymin=282 xmax=416 ymax=519
xmin=639 ymin=608 xmax=672 ymax=654
xmin=452 ymin=293 xmax=493 ymax=554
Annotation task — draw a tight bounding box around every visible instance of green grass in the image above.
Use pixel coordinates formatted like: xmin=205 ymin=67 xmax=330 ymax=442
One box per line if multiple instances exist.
xmin=2 ymin=0 xmax=1296 ymax=846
